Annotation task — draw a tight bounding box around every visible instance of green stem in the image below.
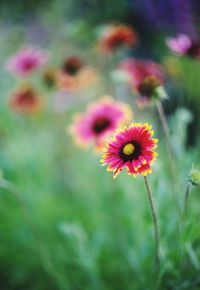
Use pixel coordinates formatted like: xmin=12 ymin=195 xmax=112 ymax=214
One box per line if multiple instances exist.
xmin=183 ymin=182 xmax=192 ymax=219
xmin=156 ymin=101 xmax=175 ymax=177
xmin=156 ymin=100 xmax=181 ymax=214
xmin=144 ymin=176 xmax=160 ymax=286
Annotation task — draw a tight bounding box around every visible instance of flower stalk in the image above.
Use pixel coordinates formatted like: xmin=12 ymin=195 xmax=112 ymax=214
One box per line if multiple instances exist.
xmin=183 ymin=166 xmax=200 ymax=219
xmin=183 ymin=181 xmax=192 ymax=219
xmin=156 ymin=101 xmax=175 ymax=176
xmin=101 ymin=123 xmax=160 ymax=285
xmin=156 ymin=100 xmax=181 ymax=215
xmin=144 ymin=176 xmax=160 ymax=284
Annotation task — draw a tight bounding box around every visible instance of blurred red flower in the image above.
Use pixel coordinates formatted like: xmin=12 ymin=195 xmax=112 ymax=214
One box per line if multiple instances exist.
xmin=10 ymin=85 xmax=42 ymax=114
xmin=99 ymin=24 xmax=138 ymax=54
xmin=120 ymin=58 xmax=165 ymax=107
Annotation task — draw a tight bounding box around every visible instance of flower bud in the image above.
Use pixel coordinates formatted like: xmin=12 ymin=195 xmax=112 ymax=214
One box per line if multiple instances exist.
xmin=190 ymin=165 xmax=200 ymax=186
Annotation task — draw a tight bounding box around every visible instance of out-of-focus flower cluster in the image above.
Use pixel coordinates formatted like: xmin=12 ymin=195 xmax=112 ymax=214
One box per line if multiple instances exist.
xmin=5 ymin=22 xmax=198 ymax=182
xmin=6 ymin=48 xmax=99 ymax=114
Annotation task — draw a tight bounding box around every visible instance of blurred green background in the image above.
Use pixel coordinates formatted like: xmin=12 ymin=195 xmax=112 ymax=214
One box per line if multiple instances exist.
xmin=0 ymin=1 xmax=200 ymax=289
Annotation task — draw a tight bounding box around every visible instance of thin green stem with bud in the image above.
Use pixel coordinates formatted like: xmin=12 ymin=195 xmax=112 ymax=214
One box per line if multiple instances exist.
xmin=143 ymin=176 xmax=160 ymax=286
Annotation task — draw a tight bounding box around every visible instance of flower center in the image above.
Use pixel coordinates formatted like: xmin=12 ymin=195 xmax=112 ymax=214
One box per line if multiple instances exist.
xmin=18 ymin=89 xmax=36 ymax=105
xmin=62 ymin=57 xmax=83 ymax=75
xmin=110 ymin=36 xmax=125 ymax=49
xmin=92 ymin=117 xmax=111 ymax=134
xmin=186 ymin=42 xmax=200 ymax=57
xmin=23 ymin=59 xmax=35 ymax=70
xmin=122 ymin=143 xmax=135 ymax=155
xmin=138 ymin=76 xmax=161 ymax=98
xmin=119 ymin=141 xmax=141 ymax=162
xmin=43 ymin=69 xmax=56 ymax=87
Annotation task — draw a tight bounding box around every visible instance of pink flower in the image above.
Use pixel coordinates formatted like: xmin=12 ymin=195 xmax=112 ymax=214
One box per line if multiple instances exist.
xmin=166 ymin=34 xmax=200 ymax=59
xmin=101 ymin=123 xmax=158 ymax=178
xmin=69 ymin=97 xmax=133 ymax=150
xmin=120 ymin=58 xmax=164 ymax=107
xmin=6 ymin=47 xmax=49 ymax=77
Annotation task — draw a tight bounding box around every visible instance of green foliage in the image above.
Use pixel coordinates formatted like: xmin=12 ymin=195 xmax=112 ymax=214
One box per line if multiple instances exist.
xmin=0 ymin=80 xmax=200 ymax=289
xmin=0 ymin=7 xmax=200 ymax=290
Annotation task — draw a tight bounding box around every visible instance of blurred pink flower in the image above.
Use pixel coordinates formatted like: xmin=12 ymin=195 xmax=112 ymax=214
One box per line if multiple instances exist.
xmin=166 ymin=34 xmax=200 ymax=59
xmin=6 ymin=47 xmax=49 ymax=77
xmin=69 ymin=97 xmax=133 ymax=150
xmin=120 ymin=58 xmax=164 ymax=107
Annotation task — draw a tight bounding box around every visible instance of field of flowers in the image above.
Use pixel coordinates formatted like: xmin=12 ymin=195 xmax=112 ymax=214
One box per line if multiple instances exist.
xmin=0 ymin=1 xmax=200 ymax=289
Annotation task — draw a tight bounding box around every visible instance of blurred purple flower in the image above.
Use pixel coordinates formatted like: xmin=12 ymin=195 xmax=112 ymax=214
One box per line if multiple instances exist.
xmin=167 ymin=34 xmax=191 ymax=54
xmin=167 ymin=34 xmax=200 ymax=59
xmin=6 ymin=46 xmax=49 ymax=77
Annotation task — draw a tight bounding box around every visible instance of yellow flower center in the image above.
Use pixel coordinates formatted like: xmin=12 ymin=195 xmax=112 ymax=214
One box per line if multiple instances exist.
xmin=122 ymin=143 xmax=135 ymax=155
